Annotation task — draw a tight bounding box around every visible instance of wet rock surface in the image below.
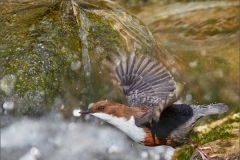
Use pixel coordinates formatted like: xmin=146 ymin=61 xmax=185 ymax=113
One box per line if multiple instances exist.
xmin=0 ymin=0 xmax=160 ymax=116
xmin=135 ymin=1 xmax=239 ymax=111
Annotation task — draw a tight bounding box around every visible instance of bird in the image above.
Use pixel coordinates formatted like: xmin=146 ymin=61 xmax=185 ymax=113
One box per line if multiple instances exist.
xmin=79 ymin=52 xmax=228 ymax=160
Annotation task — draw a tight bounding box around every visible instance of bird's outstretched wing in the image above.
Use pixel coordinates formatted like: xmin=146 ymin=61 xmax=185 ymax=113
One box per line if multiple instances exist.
xmin=114 ymin=54 xmax=176 ymax=109
xmin=103 ymin=52 xmax=177 ymax=126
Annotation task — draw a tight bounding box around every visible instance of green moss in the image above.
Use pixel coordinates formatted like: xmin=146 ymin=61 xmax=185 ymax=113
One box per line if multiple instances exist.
xmin=84 ymin=10 xmax=123 ymax=54
xmin=175 ymin=145 xmax=194 ymax=160
xmin=174 ymin=115 xmax=238 ymax=159
xmin=191 ymin=124 xmax=235 ymax=145
xmin=226 ymin=115 xmax=240 ymax=124
xmin=233 ymin=105 xmax=240 ymax=113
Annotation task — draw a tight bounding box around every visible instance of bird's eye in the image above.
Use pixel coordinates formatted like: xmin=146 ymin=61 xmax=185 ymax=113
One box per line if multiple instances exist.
xmin=98 ymin=106 xmax=105 ymax=110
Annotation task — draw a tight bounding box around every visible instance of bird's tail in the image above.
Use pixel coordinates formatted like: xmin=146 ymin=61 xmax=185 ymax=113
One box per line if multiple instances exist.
xmin=193 ymin=103 xmax=228 ymax=117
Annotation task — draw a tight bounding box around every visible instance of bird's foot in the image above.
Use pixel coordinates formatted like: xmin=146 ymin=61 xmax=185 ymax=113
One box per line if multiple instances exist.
xmin=190 ymin=142 xmax=218 ymax=160
xmin=198 ymin=146 xmax=214 ymax=153
xmin=195 ymin=146 xmax=217 ymax=160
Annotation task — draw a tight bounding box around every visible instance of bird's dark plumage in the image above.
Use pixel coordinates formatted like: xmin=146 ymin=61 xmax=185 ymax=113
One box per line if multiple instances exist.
xmin=153 ymin=103 xmax=228 ymax=145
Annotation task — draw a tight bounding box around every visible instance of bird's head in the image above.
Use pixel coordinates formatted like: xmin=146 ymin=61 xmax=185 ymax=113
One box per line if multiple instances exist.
xmin=80 ymin=100 xmax=131 ymax=119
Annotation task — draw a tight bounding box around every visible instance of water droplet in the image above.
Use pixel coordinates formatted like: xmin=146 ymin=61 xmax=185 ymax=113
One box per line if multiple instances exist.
xmin=60 ymin=104 xmax=65 ymax=110
xmin=186 ymin=94 xmax=192 ymax=101
xmin=71 ymin=61 xmax=81 ymax=71
xmin=30 ymin=147 xmax=40 ymax=157
xmin=171 ymin=68 xmax=176 ymax=73
xmin=3 ymin=101 xmax=14 ymax=110
xmin=73 ymin=109 xmax=81 ymax=117
xmin=140 ymin=151 xmax=148 ymax=159
xmin=189 ymin=60 xmax=198 ymax=67
xmin=0 ymin=74 xmax=16 ymax=96
xmin=86 ymin=72 xmax=90 ymax=77
xmin=108 ymin=145 xmax=120 ymax=154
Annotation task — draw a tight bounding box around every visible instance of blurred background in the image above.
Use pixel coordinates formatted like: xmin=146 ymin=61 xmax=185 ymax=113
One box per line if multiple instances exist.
xmin=1 ymin=0 xmax=239 ymax=160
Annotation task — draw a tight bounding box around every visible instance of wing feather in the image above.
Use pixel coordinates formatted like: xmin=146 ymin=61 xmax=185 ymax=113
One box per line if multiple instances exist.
xmin=104 ymin=51 xmax=178 ymax=127
xmin=114 ymin=54 xmax=176 ymax=108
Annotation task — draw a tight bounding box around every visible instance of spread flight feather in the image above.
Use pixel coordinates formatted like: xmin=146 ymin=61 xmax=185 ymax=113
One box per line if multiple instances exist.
xmin=105 ymin=52 xmax=177 ymax=126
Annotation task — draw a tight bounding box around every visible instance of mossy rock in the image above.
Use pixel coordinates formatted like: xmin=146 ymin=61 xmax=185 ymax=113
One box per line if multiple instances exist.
xmin=0 ymin=0 xmax=159 ymax=116
xmin=172 ymin=113 xmax=240 ymax=160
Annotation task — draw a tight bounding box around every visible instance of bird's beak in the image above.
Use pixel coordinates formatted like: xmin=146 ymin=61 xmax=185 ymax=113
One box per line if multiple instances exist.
xmin=79 ymin=109 xmax=91 ymax=114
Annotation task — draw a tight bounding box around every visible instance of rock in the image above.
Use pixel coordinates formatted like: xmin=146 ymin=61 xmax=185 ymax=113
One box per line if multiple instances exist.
xmin=172 ymin=113 xmax=239 ymax=160
xmin=135 ymin=1 xmax=239 ymax=112
xmin=0 ymin=0 xmax=159 ymax=117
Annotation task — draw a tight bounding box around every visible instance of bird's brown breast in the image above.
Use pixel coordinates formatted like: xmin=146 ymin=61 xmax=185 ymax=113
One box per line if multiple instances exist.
xmin=142 ymin=128 xmax=183 ymax=148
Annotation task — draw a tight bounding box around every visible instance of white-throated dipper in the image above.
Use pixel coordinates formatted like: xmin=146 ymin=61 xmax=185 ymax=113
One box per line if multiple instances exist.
xmin=80 ymin=53 xmax=228 ymax=160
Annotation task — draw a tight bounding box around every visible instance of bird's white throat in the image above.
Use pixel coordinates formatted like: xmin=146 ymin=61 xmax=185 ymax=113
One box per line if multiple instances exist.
xmin=92 ymin=113 xmax=146 ymax=143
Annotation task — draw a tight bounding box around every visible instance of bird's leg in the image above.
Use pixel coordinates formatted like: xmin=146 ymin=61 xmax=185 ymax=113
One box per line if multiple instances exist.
xmin=190 ymin=140 xmax=217 ymax=160
xmin=198 ymin=146 xmax=214 ymax=153
xmin=195 ymin=145 xmax=217 ymax=160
